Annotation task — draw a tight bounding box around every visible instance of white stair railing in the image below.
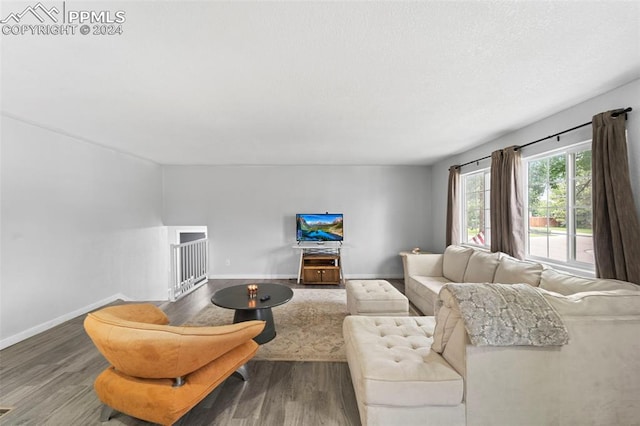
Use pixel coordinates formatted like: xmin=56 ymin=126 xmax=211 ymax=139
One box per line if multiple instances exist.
xmin=170 ymin=238 xmax=209 ymax=301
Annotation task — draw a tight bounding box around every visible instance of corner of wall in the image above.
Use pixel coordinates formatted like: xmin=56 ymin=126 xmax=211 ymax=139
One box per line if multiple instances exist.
xmin=0 ymin=293 xmax=131 ymax=350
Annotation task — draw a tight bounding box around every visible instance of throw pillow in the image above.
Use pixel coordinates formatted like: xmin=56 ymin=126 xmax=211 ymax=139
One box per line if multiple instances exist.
xmin=493 ymin=256 xmax=543 ymax=286
xmin=442 ymin=245 xmax=474 ymax=282
xmin=463 ymin=250 xmax=501 ymax=283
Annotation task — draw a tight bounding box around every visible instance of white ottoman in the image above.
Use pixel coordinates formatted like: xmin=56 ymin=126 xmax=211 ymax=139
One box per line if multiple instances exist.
xmin=343 ymin=316 xmax=465 ymax=426
xmin=346 ymin=280 xmax=409 ymax=316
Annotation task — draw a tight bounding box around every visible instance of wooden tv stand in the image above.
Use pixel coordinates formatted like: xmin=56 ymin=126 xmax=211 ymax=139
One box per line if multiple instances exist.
xmin=293 ymin=244 xmax=344 ymax=285
xmin=301 ymin=253 xmax=341 ymax=285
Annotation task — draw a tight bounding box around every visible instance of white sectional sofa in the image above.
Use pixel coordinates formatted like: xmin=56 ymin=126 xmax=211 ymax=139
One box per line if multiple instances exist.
xmin=343 ymin=245 xmax=640 ymax=426
xmin=405 ymin=245 xmax=551 ymax=315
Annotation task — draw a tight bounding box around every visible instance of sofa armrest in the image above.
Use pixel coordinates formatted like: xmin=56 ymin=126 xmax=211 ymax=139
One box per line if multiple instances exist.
xmin=405 ymin=253 xmax=444 ymax=277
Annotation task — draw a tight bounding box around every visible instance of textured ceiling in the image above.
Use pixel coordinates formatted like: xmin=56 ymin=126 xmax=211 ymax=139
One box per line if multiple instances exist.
xmin=2 ymin=1 xmax=639 ymax=165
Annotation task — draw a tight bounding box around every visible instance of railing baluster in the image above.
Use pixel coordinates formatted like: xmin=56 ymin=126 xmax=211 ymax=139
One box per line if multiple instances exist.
xmin=169 ymin=238 xmax=208 ymax=301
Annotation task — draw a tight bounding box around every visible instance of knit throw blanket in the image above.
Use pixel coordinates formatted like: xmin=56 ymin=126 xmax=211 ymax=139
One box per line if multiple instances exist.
xmin=441 ymin=283 xmax=569 ymax=346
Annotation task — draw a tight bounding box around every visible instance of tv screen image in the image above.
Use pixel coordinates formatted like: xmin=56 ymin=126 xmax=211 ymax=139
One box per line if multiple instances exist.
xmin=296 ymin=213 xmax=343 ymax=242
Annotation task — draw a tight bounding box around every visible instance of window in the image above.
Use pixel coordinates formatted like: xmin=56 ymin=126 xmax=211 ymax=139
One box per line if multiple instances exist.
xmin=525 ymin=143 xmax=593 ymax=267
xmin=462 ymin=169 xmax=491 ymax=247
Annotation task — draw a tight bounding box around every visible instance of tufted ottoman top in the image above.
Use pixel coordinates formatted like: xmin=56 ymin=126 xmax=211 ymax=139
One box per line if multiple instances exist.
xmin=346 ymin=280 xmax=409 ymax=315
xmin=343 ymin=316 xmax=463 ymax=407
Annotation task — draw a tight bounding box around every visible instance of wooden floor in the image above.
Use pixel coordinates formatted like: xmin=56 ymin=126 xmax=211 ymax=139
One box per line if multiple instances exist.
xmin=0 ymin=278 xmax=404 ymax=425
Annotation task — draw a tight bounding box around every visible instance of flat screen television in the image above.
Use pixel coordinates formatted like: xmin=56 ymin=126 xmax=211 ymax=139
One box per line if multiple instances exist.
xmin=296 ymin=213 xmax=343 ymax=242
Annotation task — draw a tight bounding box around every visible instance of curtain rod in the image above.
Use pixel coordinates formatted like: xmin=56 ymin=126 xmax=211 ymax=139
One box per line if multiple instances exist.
xmin=454 ymin=107 xmax=633 ymax=169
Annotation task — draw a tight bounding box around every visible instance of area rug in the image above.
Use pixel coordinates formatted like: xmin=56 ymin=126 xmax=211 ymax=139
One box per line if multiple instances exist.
xmin=185 ymin=289 xmax=349 ymax=362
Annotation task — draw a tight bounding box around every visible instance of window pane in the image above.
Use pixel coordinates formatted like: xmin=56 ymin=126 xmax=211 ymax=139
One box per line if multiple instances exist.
xmin=529 ymin=206 xmax=550 ymax=222
xmin=529 ymin=212 xmax=550 ymax=232
xmin=483 ymin=228 xmax=491 ymax=244
xmin=528 ymin=160 xmax=548 ymax=209
xmin=526 ymin=145 xmax=593 ymax=267
xmin=466 ymin=174 xmax=482 ymax=192
xmin=549 ymin=154 xmax=567 ymax=183
xmin=574 ymin=175 xmax=592 ymax=209
xmin=548 ymin=191 xmax=567 ymax=230
xmin=466 ymin=209 xmax=481 ymax=231
xmin=576 ymin=235 xmax=595 ymax=264
xmin=575 ymin=150 xmax=591 ymax=179
xmin=467 ymin=224 xmax=481 ymax=242
xmin=462 ymin=170 xmax=490 ymax=246
xmin=574 ymin=150 xmax=591 ymax=210
xmin=466 ymin=190 xmax=482 ymax=207
xmin=528 ymin=232 xmax=548 ymax=258
xmin=573 ymin=149 xmax=593 ymax=265
xmin=575 ymin=207 xmax=594 ymax=265
xmin=575 ymin=208 xmax=592 ymax=233
xmin=548 ymin=155 xmax=567 ymax=229
xmin=547 ymin=232 xmax=567 ymax=262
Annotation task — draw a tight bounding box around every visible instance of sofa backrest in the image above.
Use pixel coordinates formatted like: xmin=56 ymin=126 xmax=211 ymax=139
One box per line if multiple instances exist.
xmin=493 ymin=255 xmax=544 ymax=286
xmin=539 ymin=268 xmax=640 ymax=295
xmin=539 ymin=288 xmax=640 ymax=316
xmin=442 ymin=245 xmax=474 ymax=282
xmin=463 ymin=250 xmax=501 ymax=283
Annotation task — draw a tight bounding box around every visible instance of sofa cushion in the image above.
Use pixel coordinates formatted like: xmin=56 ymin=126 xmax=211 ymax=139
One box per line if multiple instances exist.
xmin=442 ymin=245 xmax=474 ymax=282
xmin=343 ymin=316 xmax=463 ymax=407
xmin=539 ymin=288 xmax=640 ymax=316
xmin=493 ymin=256 xmax=543 ymax=286
xmin=540 ymin=269 xmax=640 ymax=295
xmin=408 ymin=276 xmax=448 ymax=315
xmin=410 ymin=276 xmax=449 ymax=298
xmin=463 ymin=250 xmax=501 ymax=283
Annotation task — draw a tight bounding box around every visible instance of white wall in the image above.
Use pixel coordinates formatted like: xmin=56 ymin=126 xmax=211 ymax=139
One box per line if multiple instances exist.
xmin=429 ymin=79 xmax=640 ymax=253
xmin=0 ymin=116 xmax=168 ymax=348
xmin=162 ymin=165 xmax=432 ymax=279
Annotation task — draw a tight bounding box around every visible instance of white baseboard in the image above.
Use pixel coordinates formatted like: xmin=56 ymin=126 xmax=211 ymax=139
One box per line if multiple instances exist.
xmin=0 ymin=293 xmax=131 ymax=350
xmin=208 ymin=274 xmax=404 ymax=280
xmin=208 ymin=274 xmax=296 ymax=280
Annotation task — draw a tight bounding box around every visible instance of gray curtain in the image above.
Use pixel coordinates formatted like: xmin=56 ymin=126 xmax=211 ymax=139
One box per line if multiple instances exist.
xmin=446 ymin=166 xmax=461 ymax=246
xmin=592 ymin=111 xmax=640 ymax=284
xmin=490 ymin=146 xmax=525 ymax=259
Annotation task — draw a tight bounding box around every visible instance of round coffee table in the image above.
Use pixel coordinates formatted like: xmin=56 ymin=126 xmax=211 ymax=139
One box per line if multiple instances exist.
xmin=211 ymin=283 xmax=293 ymax=344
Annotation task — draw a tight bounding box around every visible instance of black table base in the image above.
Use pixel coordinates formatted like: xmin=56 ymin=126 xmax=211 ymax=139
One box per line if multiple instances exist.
xmin=233 ymin=307 xmax=276 ymax=344
xmin=211 ymin=283 xmax=293 ymax=345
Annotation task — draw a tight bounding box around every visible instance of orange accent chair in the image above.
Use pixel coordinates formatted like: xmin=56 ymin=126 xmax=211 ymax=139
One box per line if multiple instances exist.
xmin=84 ymin=303 xmax=265 ymax=425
